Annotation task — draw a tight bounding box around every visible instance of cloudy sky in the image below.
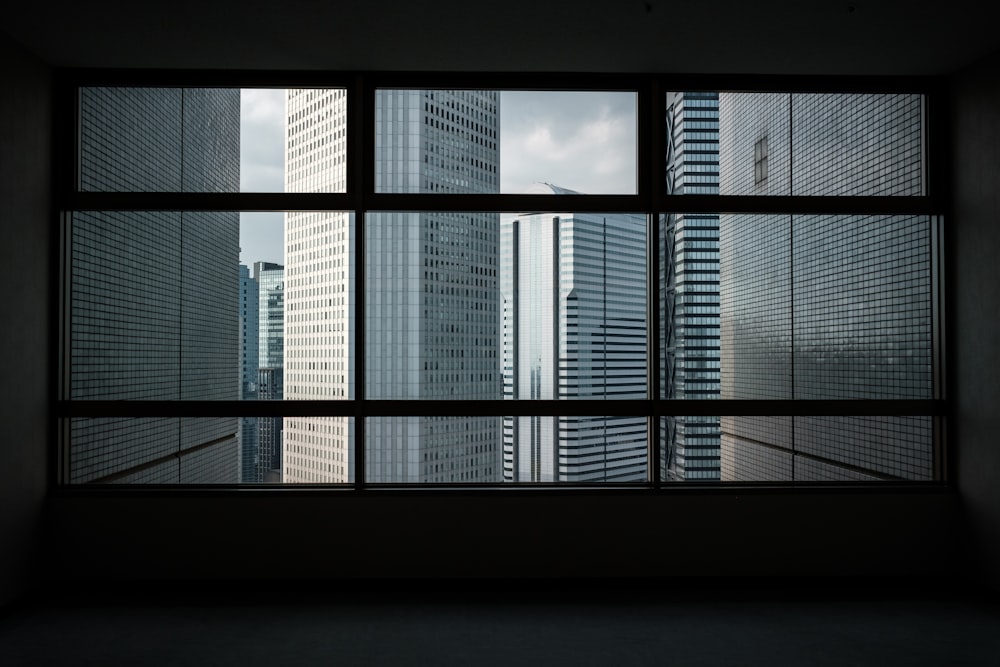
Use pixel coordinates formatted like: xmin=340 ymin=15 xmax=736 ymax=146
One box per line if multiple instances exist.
xmin=238 ymin=89 xmax=636 ymax=267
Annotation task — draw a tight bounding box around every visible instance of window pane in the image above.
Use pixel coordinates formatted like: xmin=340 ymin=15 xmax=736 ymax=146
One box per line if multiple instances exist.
xmin=722 ymin=214 xmax=934 ymax=400
xmin=68 ymin=417 xmax=354 ymax=485
xmin=504 ymin=416 xmax=648 ymax=483
xmin=70 ymin=211 xmax=354 ymax=401
xmin=282 ymin=417 xmax=355 ymax=484
xmin=374 ymin=90 xmax=636 ymax=194
xmin=659 ymin=213 xmax=935 ymax=481
xmin=666 ymin=91 xmax=925 ymax=196
xmin=364 ymin=211 xmax=500 ymax=400
xmin=79 ymin=87 xmax=345 ymax=193
xmin=71 ymin=211 xmax=239 ymax=400
xmin=364 ymin=211 xmax=647 ymax=402
xmin=70 ymin=417 xmax=239 ymax=484
xmin=714 ymin=416 xmax=935 ymax=482
xmin=367 ymin=416 xmax=647 ymax=483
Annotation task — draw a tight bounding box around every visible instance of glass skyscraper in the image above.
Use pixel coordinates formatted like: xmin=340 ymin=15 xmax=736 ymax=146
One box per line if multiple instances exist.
xmin=239 ymin=263 xmax=259 ymax=483
xmin=282 ymin=89 xmax=502 ymax=483
xmin=502 ymin=185 xmax=647 ymax=482
xmin=254 ymin=261 xmax=284 ymax=482
xmin=71 ymin=87 xmax=241 ymax=483
xmin=718 ymin=93 xmax=934 ymax=481
xmin=661 ymin=92 xmax=722 ymax=481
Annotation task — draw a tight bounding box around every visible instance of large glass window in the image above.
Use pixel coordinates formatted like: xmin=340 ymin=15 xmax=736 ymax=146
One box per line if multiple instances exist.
xmin=58 ymin=76 xmax=944 ymax=486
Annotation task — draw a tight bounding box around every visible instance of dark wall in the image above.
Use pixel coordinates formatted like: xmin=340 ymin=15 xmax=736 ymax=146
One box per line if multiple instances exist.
xmin=951 ymin=48 xmax=1000 ymax=590
xmin=0 ymin=32 xmax=51 ymax=605
xmin=45 ymin=489 xmax=959 ymax=581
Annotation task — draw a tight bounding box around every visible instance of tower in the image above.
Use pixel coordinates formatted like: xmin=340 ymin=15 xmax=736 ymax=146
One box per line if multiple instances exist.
xmin=502 ymin=184 xmax=647 ymax=482
xmin=661 ymin=92 xmax=722 ymax=481
xmin=282 ymin=89 xmax=502 ymax=483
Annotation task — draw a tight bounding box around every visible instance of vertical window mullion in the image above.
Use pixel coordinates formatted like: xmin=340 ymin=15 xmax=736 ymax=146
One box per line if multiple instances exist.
xmin=642 ymin=78 xmax=663 ymax=485
xmin=352 ymin=74 xmax=369 ymax=488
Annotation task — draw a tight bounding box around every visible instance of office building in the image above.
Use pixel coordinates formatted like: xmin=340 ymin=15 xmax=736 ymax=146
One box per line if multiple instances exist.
xmin=718 ymin=92 xmax=934 ymax=481
xmin=239 ymin=263 xmax=259 ymax=483
xmin=501 ymin=185 xmax=647 ymax=482
xmin=252 ymin=261 xmax=284 ymax=482
xmin=282 ymin=89 xmax=502 ymax=483
xmin=70 ymin=87 xmax=241 ymax=484
xmin=660 ymin=92 xmax=722 ymax=481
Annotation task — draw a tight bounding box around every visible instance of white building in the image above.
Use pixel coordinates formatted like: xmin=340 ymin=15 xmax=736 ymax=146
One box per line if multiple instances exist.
xmin=501 ymin=184 xmax=647 ymax=482
xmin=282 ymin=89 xmax=502 ymax=483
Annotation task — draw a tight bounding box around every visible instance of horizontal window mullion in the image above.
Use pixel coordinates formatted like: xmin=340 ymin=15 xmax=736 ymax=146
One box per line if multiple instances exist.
xmin=58 ymin=399 xmax=946 ymax=419
xmin=66 ymin=192 xmax=942 ymax=216
xmin=657 ymin=73 xmax=942 ymax=95
xmin=365 ymin=193 xmax=647 ymax=213
xmin=65 ymin=192 xmax=355 ymax=212
xmin=655 ymin=195 xmax=942 ymax=215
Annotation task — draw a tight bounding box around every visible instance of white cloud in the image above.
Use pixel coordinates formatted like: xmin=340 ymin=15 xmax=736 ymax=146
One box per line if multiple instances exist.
xmin=500 ymin=91 xmax=636 ymax=194
xmin=240 ymin=88 xmax=285 ymax=193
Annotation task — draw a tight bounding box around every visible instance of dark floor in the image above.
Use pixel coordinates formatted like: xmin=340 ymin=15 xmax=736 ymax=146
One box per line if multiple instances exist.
xmin=2 ymin=581 xmax=998 ymax=666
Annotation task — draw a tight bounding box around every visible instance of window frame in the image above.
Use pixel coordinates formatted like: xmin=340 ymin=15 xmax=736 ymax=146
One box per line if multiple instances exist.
xmin=54 ymin=69 xmax=950 ymax=488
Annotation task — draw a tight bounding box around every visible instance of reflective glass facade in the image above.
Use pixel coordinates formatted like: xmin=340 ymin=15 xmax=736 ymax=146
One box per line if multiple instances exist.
xmin=502 ymin=188 xmax=647 ymax=482
xmin=239 ymin=264 xmax=259 ymax=483
xmin=718 ymin=93 xmax=934 ymax=481
xmin=71 ymin=87 xmax=240 ymax=483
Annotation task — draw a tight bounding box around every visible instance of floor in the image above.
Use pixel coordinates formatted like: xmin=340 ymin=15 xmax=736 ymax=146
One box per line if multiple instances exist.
xmin=1 ymin=581 xmax=998 ymax=666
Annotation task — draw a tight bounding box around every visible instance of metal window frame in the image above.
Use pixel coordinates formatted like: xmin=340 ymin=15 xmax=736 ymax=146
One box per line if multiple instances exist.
xmin=54 ymin=69 xmax=949 ymax=489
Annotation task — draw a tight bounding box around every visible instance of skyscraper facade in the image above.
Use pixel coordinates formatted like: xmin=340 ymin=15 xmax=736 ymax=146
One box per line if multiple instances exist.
xmin=71 ymin=87 xmax=240 ymax=483
xmin=502 ymin=184 xmax=647 ymax=482
xmin=282 ymin=89 xmax=502 ymax=483
xmin=239 ymin=263 xmax=259 ymax=483
xmin=254 ymin=261 xmax=284 ymax=482
xmin=718 ymin=93 xmax=934 ymax=481
xmin=661 ymin=92 xmax=722 ymax=481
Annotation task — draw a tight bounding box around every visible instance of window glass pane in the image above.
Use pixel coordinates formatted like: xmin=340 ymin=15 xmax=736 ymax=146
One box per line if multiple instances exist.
xmin=374 ymin=90 xmax=636 ymax=194
xmin=70 ymin=211 xmax=354 ymax=401
xmin=659 ymin=213 xmax=935 ymax=481
xmin=282 ymin=417 xmax=355 ymax=484
xmin=710 ymin=416 xmax=935 ymax=482
xmin=68 ymin=417 xmax=354 ymax=485
xmin=71 ymin=210 xmax=239 ymax=399
xmin=79 ymin=87 xmax=345 ymax=193
xmin=364 ymin=211 xmax=647 ymax=401
xmin=667 ymin=91 xmax=925 ymax=196
xmin=367 ymin=416 xmax=647 ymax=483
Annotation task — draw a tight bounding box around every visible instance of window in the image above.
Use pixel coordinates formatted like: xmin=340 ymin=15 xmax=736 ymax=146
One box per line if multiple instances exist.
xmin=57 ymin=73 xmax=946 ymax=486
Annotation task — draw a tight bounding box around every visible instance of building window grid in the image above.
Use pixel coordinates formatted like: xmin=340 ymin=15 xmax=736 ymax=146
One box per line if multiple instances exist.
xmin=58 ymin=72 xmax=946 ymax=487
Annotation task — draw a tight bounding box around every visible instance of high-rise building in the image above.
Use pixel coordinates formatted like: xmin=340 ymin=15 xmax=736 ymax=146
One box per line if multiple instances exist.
xmin=254 ymin=261 xmax=284 ymax=482
xmin=661 ymin=92 xmax=722 ymax=481
xmin=282 ymin=89 xmax=501 ymax=483
xmin=71 ymin=87 xmax=241 ymax=483
xmin=501 ymin=185 xmax=647 ymax=482
xmin=239 ymin=263 xmax=259 ymax=483
xmin=718 ymin=93 xmax=934 ymax=481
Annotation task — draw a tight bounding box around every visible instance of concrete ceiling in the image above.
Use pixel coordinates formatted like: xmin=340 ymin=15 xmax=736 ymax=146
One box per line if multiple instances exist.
xmin=4 ymin=0 xmax=999 ymax=75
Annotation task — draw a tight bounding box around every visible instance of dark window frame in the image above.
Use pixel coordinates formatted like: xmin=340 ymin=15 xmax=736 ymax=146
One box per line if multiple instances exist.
xmin=53 ymin=70 xmax=950 ymax=489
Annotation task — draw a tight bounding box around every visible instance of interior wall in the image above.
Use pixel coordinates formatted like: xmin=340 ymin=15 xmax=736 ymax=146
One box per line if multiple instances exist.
xmin=44 ymin=490 xmax=958 ymax=582
xmin=0 ymin=32 xmax=52 ymax=606
xmin=950 ymin=47 xmax=1000 ymax=590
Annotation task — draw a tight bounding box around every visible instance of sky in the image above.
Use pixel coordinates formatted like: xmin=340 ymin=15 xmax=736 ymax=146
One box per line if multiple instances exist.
xmin=238 ymin=89 xmax=637 ymax=268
